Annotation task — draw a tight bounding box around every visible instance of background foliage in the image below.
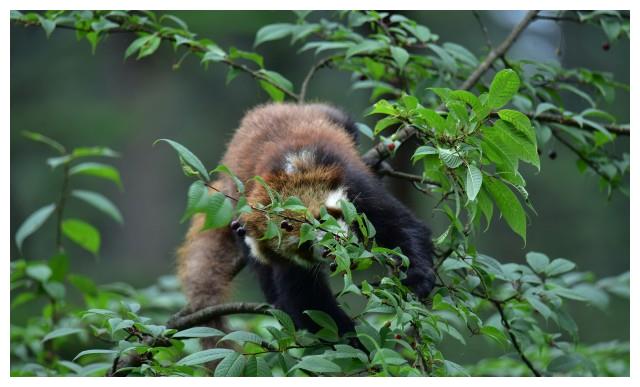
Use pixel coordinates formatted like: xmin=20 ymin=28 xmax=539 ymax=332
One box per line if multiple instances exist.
xmin=10 ymin=10 xmax=629 ymax=376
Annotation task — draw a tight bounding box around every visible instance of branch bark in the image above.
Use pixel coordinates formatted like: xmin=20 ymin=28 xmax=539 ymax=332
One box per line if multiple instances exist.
xmin=166 ymin=302 xmax=272 ymax=330
xmin=361 ymin=10 xmax=540 ymax=167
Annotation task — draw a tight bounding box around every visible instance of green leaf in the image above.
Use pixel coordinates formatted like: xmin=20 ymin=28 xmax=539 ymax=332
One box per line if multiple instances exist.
xmin=526 ymin=252 xmax=549 ymax=273
xmin=257 ymin=70 xmax=293 ymax=92
xmin=244 ymin=356 xmax=272 ymax=377
xmin=291 ymin=355 xmax=341 ymax=374
xmin=48 ymin=253 xmax=69 ymax=281
xmin=372 ymin=348 xmax=408 ymax=366
xmin=417 ymin=108 xmax=447 ymax=134
xmin=269 ymin=309 xmax=295 ymax=333
xmin=26 ymin=264 xmax=52 ymax=282
xmin=479 ymin=326 xmax=508 ymax=347
xmin=545 ymin=258 xmax=576 ymax=277
xmin=22 ymin=131 xmax=65 ymax=154
xmin=201 ymin=45 xmax=226 ymax=63
xmin=37 ymin=15 xmax=56 ymax=38
xmin=172 ymin=327 xmax=224 ymax=338
xmin=15 ymin=203 xmax=56 ymax=251
xmin=298 ymin=223 xmax=316 ymax=247
xmin=203 ymin=193 xmax=234 ymax=229
xmin=404 ymin=23 xmax=431 ymax=42
xmin=390 ymin=46 xmax=409 ymax=70
xmin=484 ymin=177 xmax=526 ymax=242
xmin=73 ymin=349 xmax=117 ymax=361
xmin=219 ymin=331 xmax=264 ymax=346
xmin=138 ymin=35 xmax=161 ymax=59
xmin=154 ymin=138 xmax=209 ymax=180
xmin=69 ymin=162 xmax=122 ymax=189
xmin=182 ymin=180 xmax=209 ymax=222
xmin=62 ymin=219 xmax=101 ymax=255
xmin=254 ymin=23 xmax=295 ymax=46
xmin=71 ymin=190 xmax=123 ymax=224
xmin=176 ymin=348 xmax=234 ymax=366
xmin=91 ymin=18 xmax=119 ymax=32
xmin=42 ymin=327 xmax=83 ymax=342
xmin=259 ymin=80 xmax=284 ymax=102
xmin=465 ymin=164 xmax=483 ymax=201
xmin=497 ymin=110 xmax=536 ymax=144
xmin=547 ymin=354 xmax=583 ymax=373
xmin=492 ymin=120 xmax=539 ymax=170
xmin=437 ymin=148 xmax=463 ymax=168
xmin=303 ymin=310 xmax=338 ymax=336
xmin=525 ymin=293 xmax=554 ymax=321
xmin=124 ymin=34 xmax=155 ymax=59
xmin=488 ymin=69 xmax=520 ymax=109
xmin=214 ymin=352 xmax=246 ymax=377
xmin=345 ymin=39 xmax=386 ymax=58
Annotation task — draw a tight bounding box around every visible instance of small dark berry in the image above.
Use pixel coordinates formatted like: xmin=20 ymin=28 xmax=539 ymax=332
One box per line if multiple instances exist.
xmin=394 ymin=334 xmax=402 ymax=339
xmin=230 ymin=220 xmax=240 ymax=230
xmin=602 ymin=42 xmax=611 ymax=51
xmin=548 ymin=150 xmax=557 ymax=160
xmin=350 ymin=261 xmax=358 ymax=270
xmin=235 ymin=227 xmax=246 ymax=237
xmin=387 ymin=142 xmax=396 ymax=151
xmin=537 ymin=148 xmax=542 ymax=156
xmin=322 ymin=249 xmax=331 ymax=258
xmin=329 ymin=262 xmax=338 ymax=272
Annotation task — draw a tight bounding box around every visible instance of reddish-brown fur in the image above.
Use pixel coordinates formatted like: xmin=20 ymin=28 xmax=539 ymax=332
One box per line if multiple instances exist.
xmin=177 ymin=103 xmax=369 ymax=347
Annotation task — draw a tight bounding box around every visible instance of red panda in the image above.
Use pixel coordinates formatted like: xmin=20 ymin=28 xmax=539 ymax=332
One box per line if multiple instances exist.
xmin=177 ymin=103 xmax=434 ymax=344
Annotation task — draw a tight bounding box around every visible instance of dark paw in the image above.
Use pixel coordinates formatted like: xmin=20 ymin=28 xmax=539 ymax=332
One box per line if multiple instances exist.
xmin=403 ymin=268 xmax=435 ymax=299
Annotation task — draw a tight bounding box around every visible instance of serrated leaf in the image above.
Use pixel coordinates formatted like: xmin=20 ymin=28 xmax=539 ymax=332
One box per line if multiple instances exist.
xmin=62 ymin=219 xmax=101 ymax=255
xmin=416 ymin=108 xmax=447 ymax=133
xmin=15 ymin=203 xmax=56 ymax=251
xmin=437 ymin=148 xmax=463 ymax=168
xmin=69 ymin=162 xmax=122 ymax=189
xmin=71 ymin=190 xmax=123 ymax=224
xmin=181 ymin=181 xmax=209 ymax=222
xmin=214 ymin=352 xmax=246 ymax=377
xmin=465 ymin=164 xmax=483 ymax=201
xmin=154 ymin=138 xmax=209 ymax=181
xmin=244 ymin=355 xmax=272 ymax=376
xmin=42 ymin=327 xmax=83 ymax=342
xmin=269 ymin=309 xmax=295 ymax=333
xmin=488 ymin=69 xmax=520 ymax=109
xmin=257 ymin=69 xmax=293 ymax=92
xmin=259 ymin=80 xmax=284 ymax=102
xmin=484 ymin=177 xmax=526 ymax=242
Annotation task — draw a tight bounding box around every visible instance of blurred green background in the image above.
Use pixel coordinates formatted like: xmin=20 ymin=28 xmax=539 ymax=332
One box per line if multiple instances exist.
xmin=10 ymin=11 xmax=629 ymax=364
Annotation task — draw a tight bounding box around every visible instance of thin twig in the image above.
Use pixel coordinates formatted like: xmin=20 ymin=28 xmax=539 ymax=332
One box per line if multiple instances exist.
xmin=492 ymin=299 xmax=542 ymax=377
xmin=299 ymin=56 xmax=335 ymax=103
xmin=362 ymin=11 xmax=540 ymax=167
xmin=551 ymin=130 xmax=612 ymax=183
xmin=472 ymin=11 xmax=493 ymax=49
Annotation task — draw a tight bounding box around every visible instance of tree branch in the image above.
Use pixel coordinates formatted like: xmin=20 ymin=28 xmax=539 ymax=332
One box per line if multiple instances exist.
xmin=529 ymin=112 xmax=629 ymax=136
xmin=166 ymin=302 xmax=272 ymax=330
xmin=299 ymin=56 xmax=335 ymax=103
xmin=551 ymin=130 xmax=613 ymax=183
xmin=12 ymin=15 xmax=300 ymax=101
xmin=362 ymin=10 xmax=540 ymax=167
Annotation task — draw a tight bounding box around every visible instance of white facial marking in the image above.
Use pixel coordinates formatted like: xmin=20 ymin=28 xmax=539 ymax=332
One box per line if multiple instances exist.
xmin=325 ymin=187 xmax=347 ymax=210
xmin=284 ymin=149 xmax=316 ymax=174
xmin=244 ymin=236 xmax=268 ymax=264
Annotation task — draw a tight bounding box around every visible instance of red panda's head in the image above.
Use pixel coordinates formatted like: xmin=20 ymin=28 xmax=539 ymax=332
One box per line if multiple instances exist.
xmin=239 ymin=149 xmax=348 ymax=267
